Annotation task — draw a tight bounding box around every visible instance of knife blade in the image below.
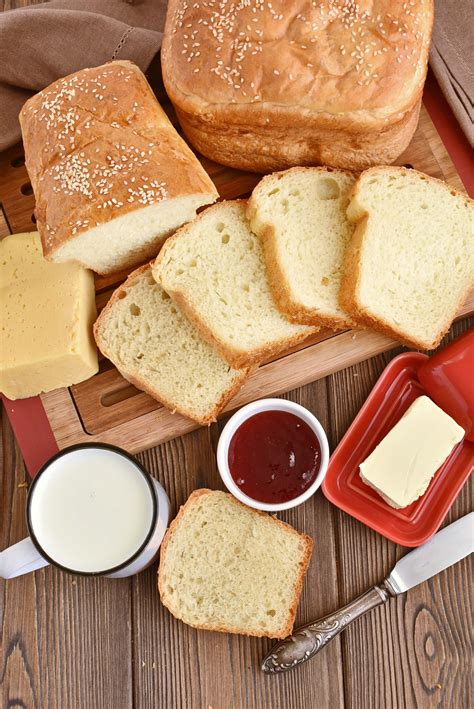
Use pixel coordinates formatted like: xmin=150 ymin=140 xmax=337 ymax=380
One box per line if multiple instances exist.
xmin=387 ymin=512 xmax=474 ymax=594
xmin=262 ymin=512 xmax=473 ymax=674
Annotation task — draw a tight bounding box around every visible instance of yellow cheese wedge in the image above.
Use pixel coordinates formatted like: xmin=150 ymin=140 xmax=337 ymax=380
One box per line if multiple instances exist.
xmin=0 ymin=232 xmax=98 ymax=399
xmin=359 ymin=395 xmax=465 ymax=508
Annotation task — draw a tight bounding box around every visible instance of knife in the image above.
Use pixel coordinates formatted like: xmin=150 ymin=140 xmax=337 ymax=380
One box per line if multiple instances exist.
xmin=262 ymin=512 xmax=474 ymax=674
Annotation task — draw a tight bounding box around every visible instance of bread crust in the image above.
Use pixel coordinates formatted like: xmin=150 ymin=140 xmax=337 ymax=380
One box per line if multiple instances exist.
xmin=162 ymin=1 xmax=433 ymax=172
xmin=158 ymin=489 xmax=313 ymax=639
xmin=93 ymin=264 xmax=252 ymax=425
xmin=20 ymin=60 xmax=218 ymax=273
xmin=340 ymin=166 xmax=474 ymax=350
xmin=247 ymin=166 xmax=357 ymax=329
xmin=173 ymin=100 xmax=422 ymax=174
xmin=153 ymin=201 xmax=318 ymax=368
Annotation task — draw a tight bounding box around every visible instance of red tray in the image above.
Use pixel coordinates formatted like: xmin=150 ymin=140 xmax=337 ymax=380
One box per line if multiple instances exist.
xmin=322 ymin=352 xmax=474 ymax=547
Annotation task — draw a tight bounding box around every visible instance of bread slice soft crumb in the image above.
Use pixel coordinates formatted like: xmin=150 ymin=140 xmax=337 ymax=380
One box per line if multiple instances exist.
xmin=340 ymin=167 xmax=474 ymax=349
xmin=53 ymin=194 xmax=217 ymax=275
xmin=93 ymin=265 xmax=251 ymax=425
xmin=152 ymin=201 xmax=317 ymax=368
xmin=247 ymin=167 xmax=357 ymax=328
xmin=158 ymin=489 xmax=313 ymax=638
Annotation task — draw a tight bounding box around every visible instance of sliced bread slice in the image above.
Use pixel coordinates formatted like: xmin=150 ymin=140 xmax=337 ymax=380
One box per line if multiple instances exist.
xmin=93 ymin=265 xmax=250 ymax=425
xmin=247 ymin=167 xmax=357 ymax=328
xmin=152 ymin=201 xmax=317 ymax=368
xmin=158 ymin=489 xmax=313 ymax=638
xmin=340 ymin=167 xmax=474 ymax=349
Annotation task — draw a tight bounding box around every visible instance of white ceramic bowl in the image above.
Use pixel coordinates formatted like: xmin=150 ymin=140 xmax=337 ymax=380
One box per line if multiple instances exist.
xmin=216 ymin=398 xmax=330 ymax=512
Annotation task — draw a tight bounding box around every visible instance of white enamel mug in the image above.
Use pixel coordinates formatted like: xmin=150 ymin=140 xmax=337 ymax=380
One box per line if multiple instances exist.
xmin=0 ymin=444 xmax=169 ymax=580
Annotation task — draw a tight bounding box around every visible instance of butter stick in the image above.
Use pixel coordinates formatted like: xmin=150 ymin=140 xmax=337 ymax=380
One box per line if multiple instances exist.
xmin=359 ymin=395 xmax=465 ymax=509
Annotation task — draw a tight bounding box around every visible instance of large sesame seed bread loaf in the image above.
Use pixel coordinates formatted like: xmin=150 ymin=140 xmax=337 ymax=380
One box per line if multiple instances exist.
xmin=162 ymin=1 xmax=433 ymax=172
xmin=247 ymin=167 xmax=357 ymax=328
xmin=93 ymin=265 xmax=250 ymax=425
xmin=158 ymin=489 xmax=313 ymax=638
xmin=340 ymin=167 xmax=474 ymax=350
xmin=20 ymin=60 xmax=218 ymax=275
xmin=152 ymin=201 xmax=317 ymax=368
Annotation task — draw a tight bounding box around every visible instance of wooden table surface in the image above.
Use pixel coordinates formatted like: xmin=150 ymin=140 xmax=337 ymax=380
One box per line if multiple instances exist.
xmin=1 ymin=320 xmax=472 ymax=709
xmin=0 ymin=2 xmax=472 ymax=707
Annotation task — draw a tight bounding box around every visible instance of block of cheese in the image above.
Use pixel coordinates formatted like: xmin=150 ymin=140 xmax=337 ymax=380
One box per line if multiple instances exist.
xmin=0 ymin=232 xmax=98 ymax=399
xmin=359 ymin=396 xmax=465 ymax=509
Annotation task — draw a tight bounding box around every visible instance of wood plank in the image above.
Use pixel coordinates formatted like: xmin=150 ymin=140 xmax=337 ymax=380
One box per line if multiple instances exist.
xmin=131 ymin=382 xmax=345 ymax=709
xmin=0 ymin=413 xmax=134 ymax=709
xmin=0 ymin=206 xmax=11 ymax=238
xmin=327 ymin=319 xmax=473 ymax=708
xmin=2 ymin=1 xmax=43 ymax=8
xmin=396 ymin=106 xmax=464 ymax=191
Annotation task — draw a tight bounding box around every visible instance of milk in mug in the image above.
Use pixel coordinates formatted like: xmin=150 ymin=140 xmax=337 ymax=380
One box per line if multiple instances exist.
xmin=29 ymin=447 xmax=156 ymax=573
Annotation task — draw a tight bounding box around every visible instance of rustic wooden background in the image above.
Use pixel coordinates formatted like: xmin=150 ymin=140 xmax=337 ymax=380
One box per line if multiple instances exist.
xmin=2 ymin=323 xmax=473 ymax=709
xmin=1 ymin=2 xmax=473 ymax=707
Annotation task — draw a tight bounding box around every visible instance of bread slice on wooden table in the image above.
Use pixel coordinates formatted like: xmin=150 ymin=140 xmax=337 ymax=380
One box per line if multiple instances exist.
xmin=247 ymin=167 xmax=357 ymax=328
xmin=158 ymin=489 xmax=313 ymax=638
xmin=340 ymin=167 xmax=474 ymax=350
xmin=20 ymin=60 xmax=218 ymax=275
xmin=93 ymin=265 xmax=251 ymax=425
xmin=152 ymin=201 xmax=317 ymax=368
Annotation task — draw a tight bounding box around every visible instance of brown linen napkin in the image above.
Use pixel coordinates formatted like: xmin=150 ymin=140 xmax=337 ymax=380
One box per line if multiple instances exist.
xmin=430 ymin=0 xmax=474 ymax=146
xmin=0 ymin=0 xmax=167 ymax=152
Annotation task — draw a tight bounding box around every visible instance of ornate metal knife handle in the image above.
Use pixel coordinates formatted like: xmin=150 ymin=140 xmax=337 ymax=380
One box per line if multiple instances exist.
xmin=262 ymin=579 xmax=397 ymax=674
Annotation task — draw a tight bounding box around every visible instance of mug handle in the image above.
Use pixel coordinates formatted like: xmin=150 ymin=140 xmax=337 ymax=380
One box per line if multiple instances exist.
xmin=0 ymin=537 xmax=49 ymax=579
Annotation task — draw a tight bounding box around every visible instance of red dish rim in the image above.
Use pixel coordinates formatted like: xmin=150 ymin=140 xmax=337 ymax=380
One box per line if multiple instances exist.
xmin=322 ymin=352 xmax=473 ymax=546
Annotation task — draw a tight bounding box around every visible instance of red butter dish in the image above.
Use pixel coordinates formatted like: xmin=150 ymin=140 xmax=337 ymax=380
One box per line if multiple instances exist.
xmin=418 ymin=330 xmax=474 ymax=441
xmin=323 ymin=333 xmax=474 ymax=547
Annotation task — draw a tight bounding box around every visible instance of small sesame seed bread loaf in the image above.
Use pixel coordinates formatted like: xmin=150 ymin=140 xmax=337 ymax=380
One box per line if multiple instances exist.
xmin=162 ymin=1 xmax=433 ymax=172
xmin=93 ymin=265 xmax=250 ymax=425
xmin=152 ymin=201 xmax=317 ymax=368
xmin=158 ymin=489 xmax=313 ymax=638
xmin=340 ymin=167 xmax=474 ymax=350
xmin=247 ymin=167 xmax=357 ymax=328
xmin=20 ymin=60 xmax=218 ymax=275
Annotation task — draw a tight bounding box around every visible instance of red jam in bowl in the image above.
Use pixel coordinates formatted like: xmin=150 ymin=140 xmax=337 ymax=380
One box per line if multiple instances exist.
xmin=228 ymin=410 xmax=321 ymax=504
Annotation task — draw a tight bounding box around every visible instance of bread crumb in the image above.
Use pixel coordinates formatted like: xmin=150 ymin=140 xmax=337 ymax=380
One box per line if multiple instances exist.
xmin=17 ymin=482 xmax=28 ymax=489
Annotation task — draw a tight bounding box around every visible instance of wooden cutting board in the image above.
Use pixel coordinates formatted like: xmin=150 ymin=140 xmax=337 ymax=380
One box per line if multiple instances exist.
xmin=0 ymin=75 xmax=472 ymax=454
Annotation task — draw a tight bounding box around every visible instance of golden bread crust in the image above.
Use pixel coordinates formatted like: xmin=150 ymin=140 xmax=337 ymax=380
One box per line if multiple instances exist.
xmin=174 ymin=99 xmax=422 ymax=173
xmin=20 ymin=60 xmax=218 ymax=265
xmin=158 ymin=489 xmax=314 ymax=639
xmin=247 ymin=166 xmax=357 ymax=329
xmin=162 ymin=1 xmax=433 ymax=170
xmin=93 ymin=264 xmax=251 ymax=425
xmin=152 ymin=200 xmax=318 ymax=368
xmin=340 ymin=166 xmax=473 ymax=350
